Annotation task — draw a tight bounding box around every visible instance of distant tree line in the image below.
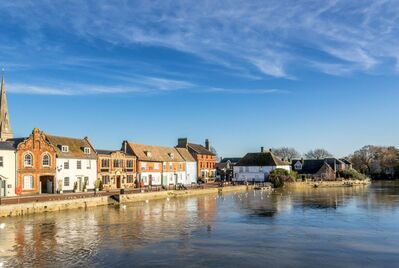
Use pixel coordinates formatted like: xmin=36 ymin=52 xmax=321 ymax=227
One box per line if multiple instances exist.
xmin=271 ymin=145 xmax=399 ymax=179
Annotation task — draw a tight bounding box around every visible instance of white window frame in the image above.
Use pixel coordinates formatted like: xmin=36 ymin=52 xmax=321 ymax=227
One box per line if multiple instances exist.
xmin=87 ymin=160 xmax=91 ymax=169
xmin=23 ymin=175 xmax=34 ymax=189
xmin=77 ymin=160 xmax=82 ymax=170
xmin=141 ymin=162 xmax=147 ymax=171
xmin=84 ymin=147 xmax=91 ymax=154
xmin=24 ymin=153 xmax=33 ymax=167
xmin=64 ymin=177 xmax=70 ymax=187
xmin=64 ymin=160 xmax=69 ymax=169
xmin=42 ymin=154 xmax=51 ymax=167
xmin=61 ymin=146 xmax=69 ymax=153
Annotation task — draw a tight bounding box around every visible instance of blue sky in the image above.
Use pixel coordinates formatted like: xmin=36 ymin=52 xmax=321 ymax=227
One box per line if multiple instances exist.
xmin=1 ymin=0 xmax=399 ymax=158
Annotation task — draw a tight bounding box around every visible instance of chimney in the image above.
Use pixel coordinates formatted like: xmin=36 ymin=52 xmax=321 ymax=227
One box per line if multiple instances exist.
xmin=205 ymin=139 xmax=210 ymax=150
xmin=122 ymin=140 xmax=128 ymax=153
xmin=269 ymin=148 xmax=272 ymax=153
xmin=301 ymin=157 xmax=304 ymax=164
xmin=261 ymin=147 xmax=264 ymax=153
xmin=177 ymin=138 xmax=188 ymax=148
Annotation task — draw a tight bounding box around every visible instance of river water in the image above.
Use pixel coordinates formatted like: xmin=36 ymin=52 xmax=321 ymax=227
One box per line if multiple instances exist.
xmin=1 ymin=181 xmax=399 ymax=268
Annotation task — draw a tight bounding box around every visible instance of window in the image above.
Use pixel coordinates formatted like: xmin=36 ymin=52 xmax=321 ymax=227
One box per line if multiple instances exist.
xmin=61 ymin=145 xmax=69 ymax=152
xmin=102 ymin=175 xmax=110 ymax=184
xmin=84 ymin=147 xmax=91 ymax=154
xmin=145 ymin=151 xmax=152 ymax=157
xmin=239 ymin=167 xmax=244 ymax=172
xmin=24 ymin=153 xmax=33 ymax=167
xmin=64 ymin=160 xmax=69 ymax=169
xmin=141 ymin=162 xmax=147 ymax=171
xmin=113 ymin=160 xmax=123 ymax=168
xmin=64 ymin=177 xmax=70 ymax=187
xmin=127 ymin=175 xmax=134 ymax=183
xmin=179 ymin=163 xmax=183 ymax=171
xmin=154 ymin=163 xmax=160 ymax=170
xmin=169 ymin=163 xmax=173 ymax=170
xmin=87 ymin=160 xmax=91 ymax=169
xmin=23 ymin=175 xmax=34 ymax=189
xmin=77 ymin=160 xmax=82 ymax=169
xmin=245 ymin=167 xmax=249 ymax=172
xmin=101 ymin=159 xmax=109 ymax=168
xmin=0 ymin=156 xmax=3 ymax=167
xmin=126 ymin=160 xmax=134 ymax=168
xmin=42 ymin=154 xmax=50 ymax=167
xmin=294 ymin=161 xmax=303 ymax=170
xmin=168 ymin=153 xmax=174 ymax=159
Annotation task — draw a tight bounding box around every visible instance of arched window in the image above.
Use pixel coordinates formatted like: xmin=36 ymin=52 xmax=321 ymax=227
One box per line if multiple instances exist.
xmin=24 ymin=153 xmax=33 ymax=167
xmin=42 ymin=154 xmax=51 ymax=167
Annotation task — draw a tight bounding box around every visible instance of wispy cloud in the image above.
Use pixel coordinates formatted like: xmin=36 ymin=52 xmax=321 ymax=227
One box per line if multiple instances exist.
xmin=1 ymin=0 xmax=399 ymax=81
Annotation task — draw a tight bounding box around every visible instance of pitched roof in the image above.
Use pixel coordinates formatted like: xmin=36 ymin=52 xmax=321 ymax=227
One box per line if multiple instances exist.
xmin=96 ymin=149 xmax=120 ymax=155
xmin=292 ymin=159 xmax=326 ymax=174
xmin=45 ymin=134 xmax=97 ymax=159
xmin=0 ymin=141 xmax=15 ymax=151
xmin=175 ymin=147 xmax=196 ymax=162
xmin=236 ymin=152 xmax=289 ymax=166
xmin=187 ymin=143 xmax=215 ymax=156
xmin=127 ymin=142 xmax=185 ymax=162
xmin=220 ymin=157 xmax=241 ymax=163
xmin=6 ymin=137 xmax=26 ymax=149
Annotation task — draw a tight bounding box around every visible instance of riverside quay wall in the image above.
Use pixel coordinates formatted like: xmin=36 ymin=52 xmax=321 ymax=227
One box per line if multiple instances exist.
xmin=0 ymin=185 xmax=251 ymax=218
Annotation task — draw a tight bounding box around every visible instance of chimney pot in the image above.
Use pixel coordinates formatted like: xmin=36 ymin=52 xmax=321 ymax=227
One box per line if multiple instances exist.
xmin=261 ymin=147 xmax=264 ymax=153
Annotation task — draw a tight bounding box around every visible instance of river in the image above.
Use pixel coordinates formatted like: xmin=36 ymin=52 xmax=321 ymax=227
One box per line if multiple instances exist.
xmin=1 ymin=181 xmax=399 ymax=267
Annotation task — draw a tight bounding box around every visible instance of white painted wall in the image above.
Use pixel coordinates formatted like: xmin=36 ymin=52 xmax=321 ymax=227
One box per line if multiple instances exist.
xmin=140 ymin=172 xmax=162 ymax=186
xmin=0 ymin=149 xmax=16 ymax=197
xmin=185 ymin=162 xmax=197 ymax=184
xmin=56 ymin=158 xmax=97 ymax=192
xmin=233 ymin=165 xmax=291 ymax=182
xmin=161 ymin=171 xmax=186 ymax=186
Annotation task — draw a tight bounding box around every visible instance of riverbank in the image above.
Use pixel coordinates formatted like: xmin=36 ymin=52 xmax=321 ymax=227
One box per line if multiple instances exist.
xmin=0 ymin=185 xmax=251 ymax=218
xmin=285 ymin=179 xmax=371 ymax=189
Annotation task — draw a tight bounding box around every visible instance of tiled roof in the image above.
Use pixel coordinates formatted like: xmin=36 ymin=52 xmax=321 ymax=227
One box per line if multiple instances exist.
xmin=7 ymin=137 xmax=27 ymax=149
xmin=127 ymin=142 xmax=185 ymax=162
xmin=45 ymin=134 xmax=97 ymax=159
xmin=97 ymin=149 xmax=120 ymax=155
xmin=0 ymin=141 xmax=15 ymax=151
xmin=187 ymin=143 xmax=215 ymax=156
xmin=175 ymin=147 xmax=196 ymax=162
xmin=236 ymin=152 xmax=289 ymax=166
xmin=220 ymin=157 xmax=241 ymax=163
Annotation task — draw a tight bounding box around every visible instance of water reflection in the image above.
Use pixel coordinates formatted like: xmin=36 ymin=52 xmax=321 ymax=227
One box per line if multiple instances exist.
xmin=1 ymin=182 xmax=399 ymax=267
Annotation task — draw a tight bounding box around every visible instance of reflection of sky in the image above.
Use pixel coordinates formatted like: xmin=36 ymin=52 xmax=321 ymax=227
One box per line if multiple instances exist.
xmin=1 ymin=182 xmax=399 ymax=267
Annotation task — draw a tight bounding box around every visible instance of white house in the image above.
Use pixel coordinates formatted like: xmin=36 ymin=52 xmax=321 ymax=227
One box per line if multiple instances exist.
xmin=176 ymin=147 xmax=198 ymax=184
xmin=0 ymin=141 xmax=16 ymax=197
xmin=45 ymin=134 xmax=97 ymax=193
xmin=233 ymin=147 xmax=291 ymax=183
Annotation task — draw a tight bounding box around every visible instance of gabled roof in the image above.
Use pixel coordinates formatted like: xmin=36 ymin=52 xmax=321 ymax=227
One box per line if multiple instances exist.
xmin=175 ymin=147 xmax=196 ymax=162
xmin=187 ymin=143 xmax=215 ymax=156
xmin=45 ymin=134 xmax=97 ymax=159
xmin=127 ymin=142 xmax=185 ymax=162
xmin=292 ymin=159 xmax=325 ymax=174
xmin=236 ymin=152 xmax=289 ymax=167
xmin=220 ymin=157 xmax=241 ymax=163
xmin=0 ymin=141 xmax=15 ymax=151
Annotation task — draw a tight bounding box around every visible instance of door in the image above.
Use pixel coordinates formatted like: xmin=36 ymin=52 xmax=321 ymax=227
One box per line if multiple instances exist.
xmin=148 ymin=175 xmax=152 ymax=186
xmin=116 ymin=176 xmax=121 ymax=188
xmin=40 ymin=176 xmax=54 ymax=194
xmin=0 ymin=179 xmax=5 ymax=197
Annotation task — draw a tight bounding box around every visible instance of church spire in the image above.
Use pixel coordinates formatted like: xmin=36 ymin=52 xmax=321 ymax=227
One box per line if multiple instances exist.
xmin=0 ymin=70 xmax=13 ymax=141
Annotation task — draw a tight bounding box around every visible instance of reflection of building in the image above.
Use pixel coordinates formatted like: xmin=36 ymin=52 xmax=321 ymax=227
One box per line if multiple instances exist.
xmin=176 ymin=138 xmax=216 ymax=182
xmin=97 ymin=149 xmax=137 ymax=190
xmin=123 ymin=141 xmax=186 ymax=186
xmin=45 ymin=134 xmax=97 ymax=192
xmin=292 ymin=158 xmax=352 ymax=180
xmin=9 ymin=128 xmax=57 ymax=195
xmin=233 ymin=147 xmax=291 ymax=182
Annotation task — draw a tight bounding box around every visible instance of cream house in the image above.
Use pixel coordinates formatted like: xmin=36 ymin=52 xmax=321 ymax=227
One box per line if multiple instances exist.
xmin=0 ymin=141 xmax=16 ymax=197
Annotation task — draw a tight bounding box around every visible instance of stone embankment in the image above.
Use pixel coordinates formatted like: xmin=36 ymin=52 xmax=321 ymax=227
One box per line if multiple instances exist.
xmin=0 ymin=185 xmax=251 ymax=218
xmin=286 ymin=179 xmax=371 ymax=189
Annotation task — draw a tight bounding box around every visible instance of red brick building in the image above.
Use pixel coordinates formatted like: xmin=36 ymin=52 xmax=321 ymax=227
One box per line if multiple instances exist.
xmin=9 ymin=128 xmax=57 ymax=195
xmin=176 ymin=138 xmax=216 ymax=182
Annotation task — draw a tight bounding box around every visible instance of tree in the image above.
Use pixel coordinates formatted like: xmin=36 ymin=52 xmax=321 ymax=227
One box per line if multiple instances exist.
xmin=272 ymin=147 xmax=301 ymax=161
xmin=305 ymin=149 xmax=333 ymax=159
xmin=350 ymin=145 xmax=378 ymax=175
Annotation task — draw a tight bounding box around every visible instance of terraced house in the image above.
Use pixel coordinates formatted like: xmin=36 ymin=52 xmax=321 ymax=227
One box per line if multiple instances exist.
xmin=97 ymin=148 xmax=137 ymax=190
xmin=45 ymin=134 xmax=97 ymax=193
xmin=123 ymin=141 xmax=186 ymax=187
xmin=176 ymin=138 xmax=216 ymax=182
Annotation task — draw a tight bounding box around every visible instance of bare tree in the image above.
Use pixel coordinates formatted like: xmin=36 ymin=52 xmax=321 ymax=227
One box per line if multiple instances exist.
xmin=350 ymin=145 xmax=378 ymax=174
xmin=272 ymin=147 xmax=301 ymax=161
xmin=305 ymin=149 xmax=333 ymax=159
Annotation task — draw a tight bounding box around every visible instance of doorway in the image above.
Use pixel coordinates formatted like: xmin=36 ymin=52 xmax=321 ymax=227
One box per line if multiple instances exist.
xmin=116 ymin=176 xmax=121 ymax=188
xmin=148 ymin=175 xmax=152 ymax=186
xmin=40 ymin=176 xmax=54 ymax=194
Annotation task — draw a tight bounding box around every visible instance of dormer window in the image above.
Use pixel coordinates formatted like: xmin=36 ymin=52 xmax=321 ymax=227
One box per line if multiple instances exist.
xmin=145 ymin=151 xmax=152 ymax=157
xmin=168 ymin=153 xmax=174 ymax=159
xmin=61 ymin=145 xmax=69 ymax=153
xmin=294 ymin=161 xmax=302 ymax=170
xmin=84 ymin=147 xmax=91 ymax=154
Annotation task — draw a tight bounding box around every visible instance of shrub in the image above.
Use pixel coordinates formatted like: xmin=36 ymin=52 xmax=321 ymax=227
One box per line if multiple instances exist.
xmin=338 ymin=169 xmax=369 ymax=180
xmin=269 ymin=168 xmax=297 ymax=188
